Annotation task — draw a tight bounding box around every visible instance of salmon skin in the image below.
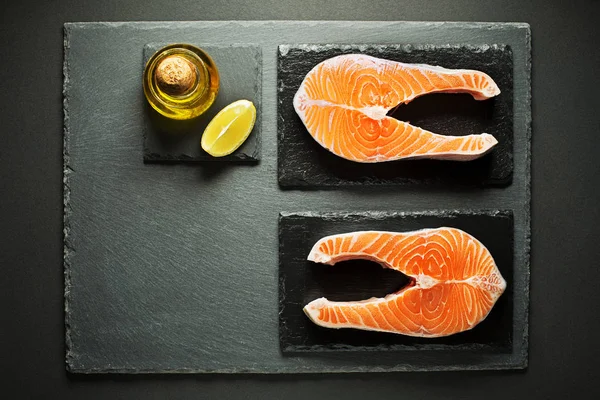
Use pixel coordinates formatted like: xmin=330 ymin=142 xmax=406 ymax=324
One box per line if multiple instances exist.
xmin=304 ymin=228 xmax=506 ymax=337
xmin=293 ymin=54 xmax=501 ymax=163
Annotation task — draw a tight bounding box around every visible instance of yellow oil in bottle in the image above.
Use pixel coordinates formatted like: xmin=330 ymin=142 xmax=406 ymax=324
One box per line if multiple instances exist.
xmin=143 ymin=44 xmax=219 ymax=121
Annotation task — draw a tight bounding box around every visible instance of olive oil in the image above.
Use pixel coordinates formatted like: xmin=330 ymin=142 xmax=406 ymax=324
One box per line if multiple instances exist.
xmin=143 ymin=44 xmax=219 ymax=121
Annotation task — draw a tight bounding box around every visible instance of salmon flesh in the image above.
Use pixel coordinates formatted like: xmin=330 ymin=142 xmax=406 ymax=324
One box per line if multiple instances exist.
xmin=303 ymin=228 xmax=506 ymax=337
xmin=293 ymin=54 xmax=501 ymax=162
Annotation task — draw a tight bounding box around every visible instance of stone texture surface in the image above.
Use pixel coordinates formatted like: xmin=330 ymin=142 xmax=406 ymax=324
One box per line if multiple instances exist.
xmin=278 ymin=44 xmax=513 ymax=188
xmin=279 ymin=210 xmax=514 ymax=357
xmin=143 ymin=44 xmax=262 ymax=162
xmin=63 ymin=21 xmax=530 ymax=373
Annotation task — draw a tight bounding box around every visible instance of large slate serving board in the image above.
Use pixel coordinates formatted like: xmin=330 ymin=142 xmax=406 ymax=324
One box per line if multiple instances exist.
xmin=63 ymin=21 xmax=530 ymax=373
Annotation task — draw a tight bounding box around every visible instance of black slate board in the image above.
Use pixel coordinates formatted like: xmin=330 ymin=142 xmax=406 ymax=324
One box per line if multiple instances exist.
xmin=279 ymin=211 xmax=514 ymax=355
xmin=277 ymin=44 xmax=514 ymax=187
xmin=143 ymin=44 xmax=262 ymax=162
xmin=64 ymin=21 xmax=530 ymax=373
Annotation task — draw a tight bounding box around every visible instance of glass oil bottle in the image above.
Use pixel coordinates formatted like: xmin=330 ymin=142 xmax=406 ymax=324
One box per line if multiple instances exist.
xmin=143 ymin=44 xmax=219 ymax=121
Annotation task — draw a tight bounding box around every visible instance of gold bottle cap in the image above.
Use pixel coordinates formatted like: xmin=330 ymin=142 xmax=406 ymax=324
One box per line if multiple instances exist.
xmin=154 ymin=55 xmax=197 ymax=96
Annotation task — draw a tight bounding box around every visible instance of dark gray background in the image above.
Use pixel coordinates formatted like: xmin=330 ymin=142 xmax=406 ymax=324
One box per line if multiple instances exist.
xmin=1 ymin=0 xmax=599 ymax=398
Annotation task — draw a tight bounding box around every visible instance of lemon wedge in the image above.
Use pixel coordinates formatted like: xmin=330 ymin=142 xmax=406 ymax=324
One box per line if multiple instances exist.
xmin=201 ymin=99 xmax=256 ymax=157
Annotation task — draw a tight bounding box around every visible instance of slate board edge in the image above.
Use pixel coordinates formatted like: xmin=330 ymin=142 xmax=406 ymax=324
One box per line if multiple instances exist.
xmin=62 ymin=24 xmax=75 ymax=372
xmin=518 ymin=23 xmax=532 ymax=369
xmin=251 ymin=45 xmax=263 ymax=160
xmin=65 ymin=362 xmax=523 ymax=374
xmin=141 ymin=43 xmax=263 ymax=163
xmin=278 ymin=42 xmax=512 ymax=54
xmin=63 ymin=21 xmax=531 ymax=31
xmin=279 ymin=209 xmax=513 ymax=219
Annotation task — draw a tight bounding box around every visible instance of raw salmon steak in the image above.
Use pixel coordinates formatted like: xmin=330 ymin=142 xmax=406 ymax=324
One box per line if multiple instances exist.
xmin=304 ymin=228 xmax=506 ymax=337
xmin=293 ymin=54 xmax=501 ymax=162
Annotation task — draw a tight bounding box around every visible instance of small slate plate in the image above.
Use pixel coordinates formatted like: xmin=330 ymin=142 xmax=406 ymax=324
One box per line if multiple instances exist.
xmin=143 ymin=44 xmax=262 ymax=162
xmin=279 ymin=211 xmax=514 ymax=355
xmin=278 ymin=44 xmax=513 ymax=187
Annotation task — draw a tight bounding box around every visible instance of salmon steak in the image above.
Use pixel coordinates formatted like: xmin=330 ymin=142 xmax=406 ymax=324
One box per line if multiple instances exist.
xmin=293 ymin=54 xmax=501 ymax=162
xmin=304 ymin=228 xmax=506 ymax=337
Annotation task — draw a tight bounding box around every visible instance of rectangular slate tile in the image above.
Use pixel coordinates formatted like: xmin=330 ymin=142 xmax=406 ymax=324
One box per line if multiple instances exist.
xmin=278 ymin=44 xmax=514 ymax=187
xmin=279 ymin=210 xmax=514 ymax=357
xmin=143 ymin=44 xmax=262 ymax=162
xmin=64 ymin=21 xmax=530 ymax=374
